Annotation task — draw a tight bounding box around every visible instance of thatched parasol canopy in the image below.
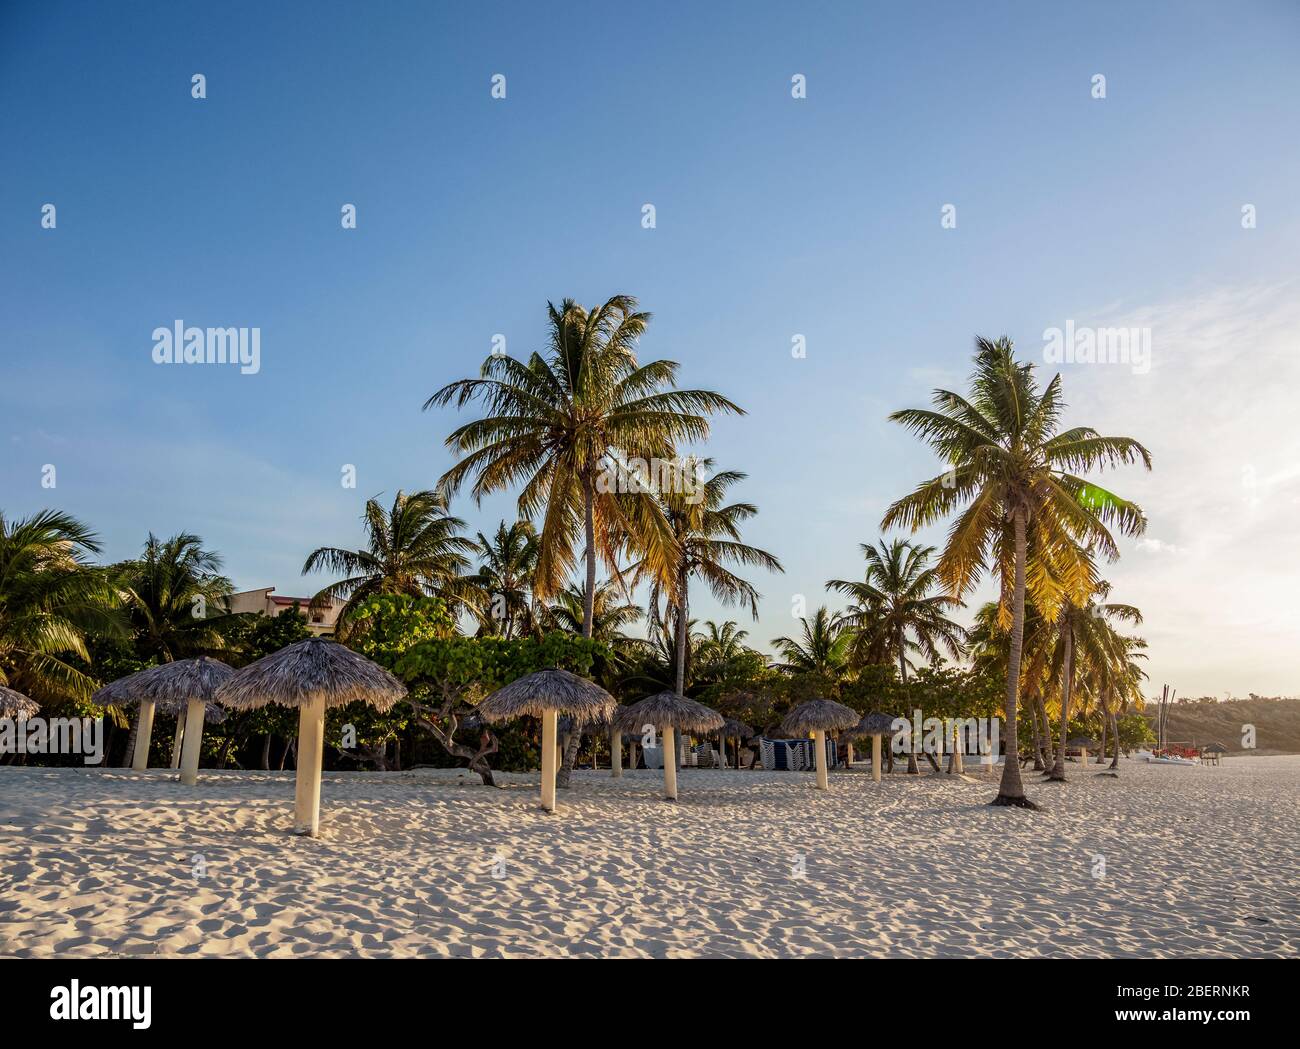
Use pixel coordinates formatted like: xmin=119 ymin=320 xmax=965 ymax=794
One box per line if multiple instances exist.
xmin=215 ymin=639 xmax=406 ymax=712
xmin=0 ymin=686 xmax=40 ymax=719
xmin=127 ymin=656 xmax=233 ymax=704
xmin=616 ymin=692 xmax=724 ymax=734
xmin=114 ymin=657 xmax=235 ymax=723
xmin=780 ymin=698 xmax=859 ymax=735
xmin=477 ymin=668 xmax=616 ymax=724
xmin=1068 ymin=736 xmax=1099 ymax=749
xmin=853 ymin=712 xmax=899 ymax=737
xmin=1202 ymin=742 xmax=1228 ymax=753
xmin=92 ymin=667 xmax=154 ymax=708
xmin=719 ymin=716 xmax=755 ymax=738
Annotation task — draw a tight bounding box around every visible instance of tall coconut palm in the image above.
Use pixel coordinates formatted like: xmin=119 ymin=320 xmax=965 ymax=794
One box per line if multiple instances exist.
xmin=828 ymin=539 xmax=966 ymax=772
xmin=543 ymin=579 xmax=644 ymax=650
xmin=969 ymin=599 xmax=1055 ymax=769
xmin=828 ymin=539 xmax=967 ymax=676
xmin=639 ymin=461 xmax=782 ymax=695
xmin=426 ymin=296 xmax=740 ymax=639
xmin=882 ymin=336 xmax=1151 ymax=807
xmin=771 ymin=607 xmax=851 ymax=678
xmin=465 ymin=520 xmax=538 ymax=638
xmin=1106 ymin=636 xmax=1148 ymax=770
xmin=1044 ymin=581 xmax=1142 ymax=781
xmin=0 ymin=509 xmax=122 ymax=699
xmin=303 ymin=489 xmax=476 ymax=635
xmin=116 ymin=532 xmax=236 ymax=661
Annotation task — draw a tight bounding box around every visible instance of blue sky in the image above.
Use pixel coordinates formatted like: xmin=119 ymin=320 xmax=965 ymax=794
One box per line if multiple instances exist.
xmin=3 ymin=0 xmax=1298 ymax=696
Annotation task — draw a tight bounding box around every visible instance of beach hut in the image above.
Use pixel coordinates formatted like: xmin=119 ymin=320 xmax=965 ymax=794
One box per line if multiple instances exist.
xmin=717 ymin=717 xmax=754 ymax=770
xmin=1068 ymin=736 xmax=1099 ymax=765
xmin=477 ymin=668 xmax=616 ymax=813
xmin=1202 ymin=742 xmax=1227 ymax=766
xmin=124 ymin=658 xmax=233 ymax=786
xmin=216 ymin=639 xmax=406 ymax=836
xmin=779 ymin=699 xmax=859 ymax=790
xmin=0 ymin=685 xmax=40 ymax=720
xmin=616 ymin=692 xmax=723 ymax=801
xmin=854 ymin=712 xmax=897 ymax=783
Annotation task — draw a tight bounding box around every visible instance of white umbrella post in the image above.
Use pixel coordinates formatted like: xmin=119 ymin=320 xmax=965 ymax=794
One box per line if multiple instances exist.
xmin=293 ymin=696 xmax=326 ymax=835
xmin=131 ymin=699 xmax=156 ymax=771
xmin=179 ymin=698 xmax=206 ymax=786
xmin=662 ymin=725 xmax=678 ymax=800
xmin=170 ymin=717 xmax=185 ymax=769
xmin=540 ymin=709 xmax=558 ymax=812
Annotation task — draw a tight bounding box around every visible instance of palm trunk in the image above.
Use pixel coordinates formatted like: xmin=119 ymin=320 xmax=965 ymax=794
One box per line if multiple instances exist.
xmin=1049 ymin=625 xmax=1073 ymax=781
xmin=1109 ymin=708 xmax=1121 ymax=770
xmin=674 ymin=568 xmax=688 ymax=695
xmin=1098 ymin=701 xmax=1108 ymax=767
xmin=1036 ymin=695 xmax=1052 ymax=767
xmin=121 ymin=715 xmax=140 ymax=768
xmin=558 ymin=472 xmax=598 ymax=789
xmin=900 ymin=640 xmax=920 ymax=774
xmin=993 ymin=506 xmax=1035 ymax=806
xmin=260 ymin=733 xmax=272 ymax=771
xmin=1028 ymin=691 xmax=1045 ymax=770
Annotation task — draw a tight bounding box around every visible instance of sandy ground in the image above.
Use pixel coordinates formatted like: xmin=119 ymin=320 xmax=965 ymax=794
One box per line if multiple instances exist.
xmin=0 ymin=755 xmax=1296 ymax=958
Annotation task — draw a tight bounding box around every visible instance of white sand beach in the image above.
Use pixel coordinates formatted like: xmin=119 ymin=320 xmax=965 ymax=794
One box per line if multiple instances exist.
xmin=1 ymin=756 xmax=1296 ymax=958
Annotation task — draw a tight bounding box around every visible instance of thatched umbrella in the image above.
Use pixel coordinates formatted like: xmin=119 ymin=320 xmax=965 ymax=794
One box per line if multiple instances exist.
xmin=1202 ymin=741 xmax=1227 ymax=766
xmin=1068 ymin=736 xmax=1099 ymax=765
xmin=779 ymin=699 xmax=859 ymax=790
xmin=717 ymin=716 xmax=754 ymax=771
xmin=854 ymin=712 xmax=898 ymax=783
xmin=123 ymin=657 xmax=233 ymax=786
xmin=0 ymin=685 xmax=40 ymax=720
xmin=93 ymin=667 xmax=160 ymax=771
xmin=216 ymin=639 xmax=406 ymax=835
xmin=477 ymin=668 xmax=616 ymax=813
xmin=616 ymin=692 xmax=723 ymax=801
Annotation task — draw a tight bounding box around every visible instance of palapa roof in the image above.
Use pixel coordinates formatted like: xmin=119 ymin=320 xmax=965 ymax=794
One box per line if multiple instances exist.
xmin=1202 ymin=742 xmax=1229 ymax=753
xmin=853 ymin=712 xmax=900 ymax=736
xmin=477 ymin=668 xmax=616 ymax=723
xmin=1068 ymin=736 xmax=1100 ymax=748
xmin=615 ymin=691 xmax=724 ymax=734
xmin=215 ymin=638 xmax=407 ymax=712
xmin=121 ymin=657 xmax=234 ymax=711
xmin=0 ymin=686 xmax=40 ymax=719
xmin=718 ymin=716 xmax=755 ymax=738
xmin=92 ymin=666 xmax=154 ymax=708
xmin=779 ymin=698 xmax=860 ymax=735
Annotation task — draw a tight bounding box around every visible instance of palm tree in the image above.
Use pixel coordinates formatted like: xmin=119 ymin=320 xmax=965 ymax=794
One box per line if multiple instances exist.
xmin=465 ymin=520 xmax=538 ymax=638
xmin=969 ymin=599 xmax=1055 ymax=769
xmin=116 ymin=532 xmax=236 ymax=661
xmin=1106 ymin=636 xmax=1148 ymax=770
xmin=828 ymin=538 xmax=967 ymax=676
xmin=0 ymin=509 xmax=121 ymax=699
xmin=828 ymin=538 xmax=966 ymax=772
xmin=771 ymin=607 xmax=851 ymax=678
xmin=882 ymin=336 xmax=1151 ymax=807
xmin=692 ymin=620 xmax=751 ymax=674
xmin=303 ymin=489 xmax=475 ymax=635
xmin=543 ymin=579 xmax=644 ymax=650
xmin=639 ymin=461 xmax=782 ymax=695
xmin=426 ymin=295 xmax=740 ymax=641
xmin=1043 ymin=581 xmax=1142 ymax=780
